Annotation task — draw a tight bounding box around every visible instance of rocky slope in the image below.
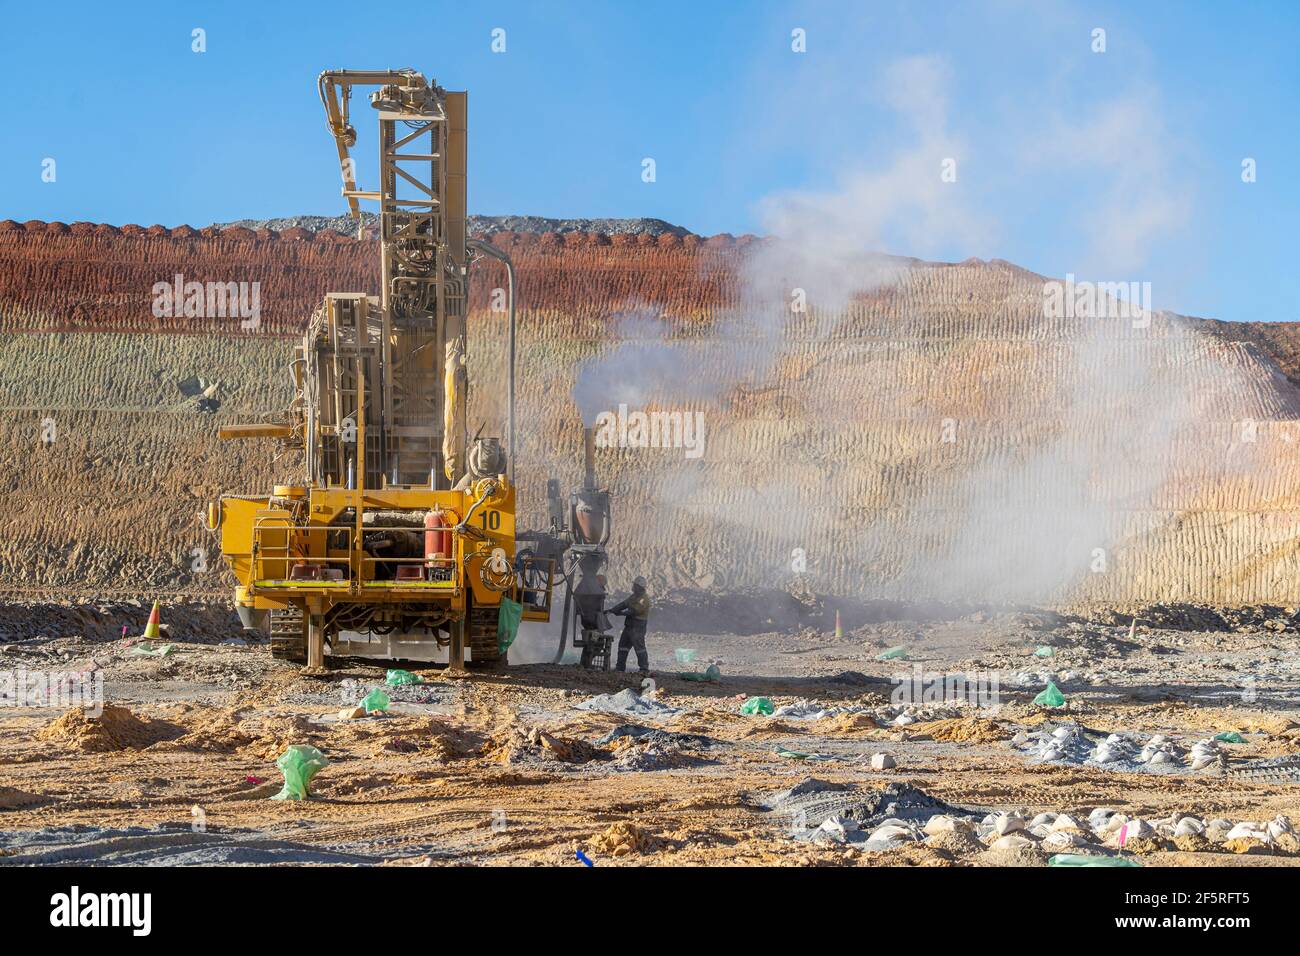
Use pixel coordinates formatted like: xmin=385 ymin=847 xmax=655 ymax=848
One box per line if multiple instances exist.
xmin=2 ymin=218 xmax=1299 ymax=605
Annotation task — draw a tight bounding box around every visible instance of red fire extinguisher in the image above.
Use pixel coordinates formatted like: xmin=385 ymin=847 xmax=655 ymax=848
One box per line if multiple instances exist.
xmin=424 ymin=508 xmax=450 ymax=570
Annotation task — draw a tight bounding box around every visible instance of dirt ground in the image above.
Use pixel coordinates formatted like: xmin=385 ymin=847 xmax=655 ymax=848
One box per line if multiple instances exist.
xmin=2 ymin=600 xmax=1299 ymax=867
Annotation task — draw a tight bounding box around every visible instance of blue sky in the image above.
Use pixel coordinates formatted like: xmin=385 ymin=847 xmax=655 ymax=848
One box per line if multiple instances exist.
xmin=1 ymin=0 xmax=1297 ymax=322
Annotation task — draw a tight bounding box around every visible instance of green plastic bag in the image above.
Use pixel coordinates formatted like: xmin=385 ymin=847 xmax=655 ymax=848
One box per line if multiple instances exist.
xmin=1034 ymin=646 xmax=1055 ymax=658
xmin=362 ymin=688 xmax=390 ymax=714
xmin=1214 ymin=731 xmax=1246 ymax=744
xmin=1048 ymin=854 xmax=1140 ymax=867
xmin=674 ymin=648 xmax=698 ymax=664
xmin=385 ymin=669 xmax=423 ymax=686
xmin=1033 ymin=681 xmax=1066 ymax=708
xmin=271 ymin=745 xmax=329 ymax=801
xmin=775 ymin=747 xmax=835 ymax=761
xmin=740 ymin=696 xmax=774 ymax=716
xmin=131 ymin=642 xmax=176 ymax=657
xmin=679 ymin=664 xmax=722 ymax=683
xmin=497 ymin=597 xmax=524 ymax=653
xmin=876 ymin=646 xmax=908 ymax=661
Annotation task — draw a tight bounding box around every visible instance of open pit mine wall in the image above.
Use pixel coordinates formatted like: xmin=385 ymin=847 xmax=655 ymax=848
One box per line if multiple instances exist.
xmin=2 ymin=218 xmax=1300 ymax=606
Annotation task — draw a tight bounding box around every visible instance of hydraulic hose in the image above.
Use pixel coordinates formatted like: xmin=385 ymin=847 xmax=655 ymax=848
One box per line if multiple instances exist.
xmin=553 ymin=574 xmax=574 ymax=664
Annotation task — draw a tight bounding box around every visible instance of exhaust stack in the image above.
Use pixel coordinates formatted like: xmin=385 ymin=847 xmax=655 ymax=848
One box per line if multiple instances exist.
xmin=584 ymin=427 xmax=596 ymax=492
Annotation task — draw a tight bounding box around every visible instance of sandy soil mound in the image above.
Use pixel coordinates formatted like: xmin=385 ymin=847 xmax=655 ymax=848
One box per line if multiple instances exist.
xmin=863 ymin=843 xmax=959 ymax=867
xmin=739 ymin=720 xmax=804 ymax=739
xmin=925 ymin=829 xmax=986 ymax=856
xmin=820 ymin=712 xmax=881 ymax=734
xmin=606 ymin=734 xmax=711 ymax=771
xmin=485 ymin=725 xmax=607 ymax=765
xmin=912 ymin=716 xmax=1008 ymax=743
xmin=37 ymin=704 xmax=181 ymax=752
xmin=588 ymin=822 xmax=658 ymax=857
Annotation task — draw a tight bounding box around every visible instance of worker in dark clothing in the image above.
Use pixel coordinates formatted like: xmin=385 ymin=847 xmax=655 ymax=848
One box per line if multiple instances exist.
xmin=608 ymin=576 xmax=651 ymax=674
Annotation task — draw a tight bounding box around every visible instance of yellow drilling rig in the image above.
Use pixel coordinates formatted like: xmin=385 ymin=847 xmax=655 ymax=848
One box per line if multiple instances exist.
xmin=207 ymin=69 xmax=614 ymax=671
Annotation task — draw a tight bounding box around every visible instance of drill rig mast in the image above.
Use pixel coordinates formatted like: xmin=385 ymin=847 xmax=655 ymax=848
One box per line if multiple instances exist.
xmin=317 ymin=69 xmax=467 ymax=487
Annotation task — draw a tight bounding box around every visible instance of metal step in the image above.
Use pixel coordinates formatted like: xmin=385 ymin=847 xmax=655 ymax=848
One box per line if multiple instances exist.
xmin=269 ymin=607 xmax=307 ymax=663
xmin=468 ymin=607 xmax=505 ymax=667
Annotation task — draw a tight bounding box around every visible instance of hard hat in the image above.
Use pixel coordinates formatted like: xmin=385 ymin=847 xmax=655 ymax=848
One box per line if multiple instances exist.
xmin=633 ymin=576 xmax=647 ymax=589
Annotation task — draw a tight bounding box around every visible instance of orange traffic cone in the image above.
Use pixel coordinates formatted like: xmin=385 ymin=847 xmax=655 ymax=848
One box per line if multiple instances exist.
xmin=141 ymin=601 xmax=161 ymax=640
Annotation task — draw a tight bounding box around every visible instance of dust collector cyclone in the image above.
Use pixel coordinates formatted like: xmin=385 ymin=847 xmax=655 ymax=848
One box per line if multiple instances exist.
xmin=547 ymin=427 xmax=616 ymax=668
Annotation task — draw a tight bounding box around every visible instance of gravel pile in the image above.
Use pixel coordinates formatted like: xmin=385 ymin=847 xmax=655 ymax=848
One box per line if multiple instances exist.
xmin=575 ymin=688 xmax=680 ymax=718
xmin=595 ymin=724 xmax=719 ymax=749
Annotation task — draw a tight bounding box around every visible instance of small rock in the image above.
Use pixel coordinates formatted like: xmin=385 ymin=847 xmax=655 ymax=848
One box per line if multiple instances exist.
xmin=870 ymin=753 xmax=896 ymax=770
